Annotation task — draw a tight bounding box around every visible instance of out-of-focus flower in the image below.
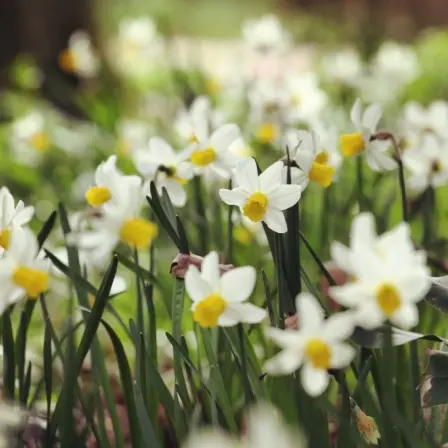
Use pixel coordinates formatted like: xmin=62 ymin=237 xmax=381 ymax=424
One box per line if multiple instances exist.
xmin=354 ymin=404 xmax=380 ymax=445
xmin=184 ymin=402 xmax=304 ymax=448
xmin=10 ymin=111 xmax=51 ymax=165
xmin=264 ymin=292 xmax=355 ymax=396
xmin=85 ymin=156 xmax=141 ymax=209
xmin=322 ymin=48 xmax=362 ymax=85
xmin=0 ymin=227 xmax=49 ymax=313
xmin=403 ymin=134 xmax=448 ymax=194
xmin=219 ymin=158 xmax=301 ymax=233
xmin=329 ymin=213 xmax=431 ymax=330
xmin=184 ymin=251 xmax=266 ymax=328
xmin=283 ymin=129 xmax=337 ymax=189
xmin=233 ymin=213 xmax=268 ymax=246
xmin=116 ymin=119 xmax=153 ymax=155
xmin=0 ymin=187 xmax=34 ymax=252
xmin=340 ymin=98 xmax=396 ymax=171
xmin=133 ymin=137 xmax=193 ymax=207
xmin=0 ymin=402 xmax=28 ymax=447
xmin=58 ymin=30 xmax=99 ymax=78
xmin=242 ymin=15 xmax=291 ymax=52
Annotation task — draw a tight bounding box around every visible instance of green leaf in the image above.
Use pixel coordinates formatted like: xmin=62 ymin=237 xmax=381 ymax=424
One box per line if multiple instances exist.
xmin=134 ymin=385 xmax=161 ymax=448
xmin=425 ymin=278 xmax=448 ymax=314
xmin=261 ymin=270 xmax=276 ymax=326
xmin=422 ymin=376 xmax=448 ymax=407
xmin=37 ymin=210 xmax=58 ymax=248
xmin=176 ymin=215 xmax=190 ymax=254
xmin=115 ymin=253 xmax=161 ymax=287
xmin=43 ymin=321 xmax=53 ymax=423
xmin=161 ymin=187 xmax=178 ymax=229
xmin=426 ymin=349 xmax=448 ymax=377
xmin=2 ymin=309 xmax=15 ymax=400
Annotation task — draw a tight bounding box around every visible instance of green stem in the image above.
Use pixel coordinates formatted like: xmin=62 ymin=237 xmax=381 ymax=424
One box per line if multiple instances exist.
xmin=356 ymin=156 xmax=365 ymax=211
xmin=192 ymin=176 xmax=208 ymax=254
xmin=226 ymin=179 xmax=234 ymax=264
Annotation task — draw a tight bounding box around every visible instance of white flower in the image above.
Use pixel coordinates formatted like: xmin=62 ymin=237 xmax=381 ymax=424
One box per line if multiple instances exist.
xmin=264 ymin=292 xmax=356 ymax=396
xmin=339 ymin=98 xmax=396 ymax=171
xmin=184 ymin=403 xmax=304 ymax=448
xmin=116 ymin=119 xmax=153 ymax=155
xmin=329 ymin=213 xmax=431 ymax=330
xmin=59 ymin=30 xmax=99 ymax=77
xmin=184 ymin=251 xmax=266 ymax=328
xmin=282 ymin=129 xmax=339 ymax=189
xmin=219 ymin=158 xmax=301 ymax=233
xmin=232 ymin=213 xmax=268 ymax=246
xmin=10 ymin=111 xmax=50 ymax=165
xmin=0 ymin=187 xmax=34 ymax=252
xmin=402 ymin=101 xmax=448 ymax=141
xmin=284 ymin=73 xmax=328 ymax=124
xmin=85 ymin=155 xmax=141 ymax=209
xmin=133 ymin=137 xmax=193 ymax=207
xmin=0 ymin=227 xmax=49 ymax=313
xmin=322 ymin=48 xmax=362 ymax=85
xmin=242 ymin=15 xmax=291 ymax=52
xmin=185 ymin=122 xmax=242 ymax=179
xmin=403 ymin=134 xmax=448 ymax=194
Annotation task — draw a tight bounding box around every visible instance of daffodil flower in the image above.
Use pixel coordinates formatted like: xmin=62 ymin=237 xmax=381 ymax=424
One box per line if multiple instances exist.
xmin=85 ymin=156 xmax=141 ymax=208
xmin=0 ymin=227 xmax=49 ymax=313
xmin=0 ymin=187 xmax=34 ymax=251
xmin=329 ymin=213 xmax=431 ymax=330
xmin=264 ymin=292 xmax=356 ymax=396
xmin=133 ymin=137 xmax=193 ymax=207
xmin=219 ymin=158 xmax=301 ymax=233
xmin=185 ymin=251 xmax=266 ymax=328
xmin=340 ymin=98 xmax=396 ymax=171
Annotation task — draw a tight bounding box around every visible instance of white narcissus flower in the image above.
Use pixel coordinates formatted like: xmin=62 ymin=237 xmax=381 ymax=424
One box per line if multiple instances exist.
xmin=133 ymin=137 xmax=193 ymax=207
xmin=185 ymin=121 xmax=242 ymax=179
xmin=403 ymin=134 xmax=448 ymax=194
xmin=264 ymin=292 xmax=356 ymax=396
xmin=282 ymin=129 xmax=338 ymax=189
xmin=329 ymin=213 xmax=431 ymax=330
xmin=339 ymin=98 xmax=397 ymax=171
xmin=402 ymin=101 xmax=448 ymax=141
xmin=242 ymin=15 xmax=291 ymax=52
xmin=58 ymin=30 xmax=99 ymax=78
xmin=184 ymin=251 xmax=266 ymax=328
xmin=0 ymin=187 xmax=34 ymax=251
xmin=85 ymin=155 xmax=141 ymax=209
xmin=184 ymin=403 xmax=304 ymax=448
xmin=116 ymin=119 xmax=153 ymax=155
xmin=0 ymin=227 xmax=49 ymax=313
xmin=219 ymin=158 xmax=301 ymax=233
xmin=321 ymin=48 xmax=363 ymax=85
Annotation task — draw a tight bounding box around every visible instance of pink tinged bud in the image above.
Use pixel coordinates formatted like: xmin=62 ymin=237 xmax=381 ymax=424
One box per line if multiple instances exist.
xmin=170 ymin=253 xmax=234 ymax=279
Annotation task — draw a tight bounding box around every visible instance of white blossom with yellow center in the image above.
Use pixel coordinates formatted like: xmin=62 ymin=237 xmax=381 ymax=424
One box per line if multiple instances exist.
xmin=283 ymin=129 xmax=341 ymax=190
xmin=0 ymin=187 xmax=34 ymax=253
xmin=329 ymin=213 xmax=431 ymax=330
xmin=185 ymin=251 xmax=266 ymax=328
xmin=219 ymin=158 xmax=301 ymax=233
xmin=85 ymin=155 xmax=141 ymax=209
xmin=0 ymin=227 xmax=49 ymax=313
xmin=59 ymin=30 xmax=99 ymax=78
xmin=133 ymin=137 xmax=193 ymax=207
xmin=403 ymin=134 xmax=448 ymax=194
xmin=264 ymin=292 xmax=356 ymax=397
xmin=339 ymin=98 xmax=397 ymax=172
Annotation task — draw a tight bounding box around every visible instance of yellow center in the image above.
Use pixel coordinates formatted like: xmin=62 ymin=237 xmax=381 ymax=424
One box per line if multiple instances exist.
xmin=305 ymin=338 xmax=332 ymax=370
xmin=0 ymin=228 xmax=11 ymax=249
xmin=233 ymin=226 xmax=254 ymax=245
xmin=243 ymin=192 xmax=268 ymax=222
xmin=85 ymin=186 xmax=112 ymax=207
xmin=59 ymin=49 xmax=76 ymax=73
xmin=193 ymin=293 xmax=227 ymax=328
xmin=117 ymin=140 xmax=130 ymax=155
xmin=205 ymin=77 xmax=222 ymax=96
xmin=376 ymin=283 xmax=401 ymax=317
xmin=190 ymin=148 xmax=216 ymax=166
xmin=340 ymin=133 xmax=365 ymax=157
xmin=309 ymin=152 xmax=335 ymax=188
xmin=12 ymin=266 xmax=49 ymax=298
xmin=256 ymin=123 xmax=278 ymax=145
xmin=29 ymin=132 xmax=50 ymax=152
xmin=119 ymin=218 xmax=158 ymax=249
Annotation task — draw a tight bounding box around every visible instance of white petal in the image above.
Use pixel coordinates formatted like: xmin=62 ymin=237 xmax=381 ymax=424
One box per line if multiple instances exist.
xmin=0 ymin=188 xmax=14 ymax=225
xmin=268 ymin=185 xmax=302 ymax=210
xmin=110 ymin=275 xmax=128 ymax=296
xmin=217 ymin=313 xmax=239 ymax=327
xmin=396 ymin=273 xmax=431 ymax=303
xmin=13 ymin=206 xmax=34 ymax=226
xmin=301 ymin=363 xmax=329 ymax=397
xmin=264 ymin=349 xmax=303 ymax=375
xmin=263 ymin=208 xmax=287 ymax=233
xmin=328 ymin=282 xmax=371 ymax=308
xmin=354 ymin=302 xmax=385 ymax=330
xmin=362 ymin=103 xmax=383 ymax=132
xmin=365 ymin=147 xmax=397 ymax=172
xmin=221 ymin=266 xmax=256 ymax=302
xmin=219 ymin=188 xmax=249 ymax=206
xmin=185 ymin=265 xmax=212 ymax=302
xmin=350 ymin=98 xmax=363 ymax=129
xmin=148 ymin=137 xmax=175 ymax=163
xmin=391 ymin=304 xmax=419 ymax=330
xmin=210 ymin=124 xmax=240 ymax=153
xmin=322 ymin=311 xmax=356 ymax=341
xmin=201 ymin=252 xmax=221 ymax=288
xmin=265 ymin=327 xmax=305 ymax=348
xmin=296 ymin=292 xmax=324 ymax=331
xmin=165 ymin=180 xmax=187 ymax=207
xmin=234 ymin=158 xmax=259 ymax=192
xmin=259 ymin=161 xmax=283 ymax=193
xmin=226 ymin=303 xmax=267 ymax=324
xmin=350 ymin=212 xmax=377 ymax=251
xmin=330 ymin=343 xmax=356 ymax=369
xmin=330 ymin=242 xmax=351 ymax=272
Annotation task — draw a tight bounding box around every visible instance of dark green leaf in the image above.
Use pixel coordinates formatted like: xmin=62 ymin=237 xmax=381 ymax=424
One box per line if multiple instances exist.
xmin=2 ymin=310 xmax=15 ymax=400
xmin=134 ymin=385 xmax=161 ymax=448
xmin=176 ymin=216 xmax=190 ymax=254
